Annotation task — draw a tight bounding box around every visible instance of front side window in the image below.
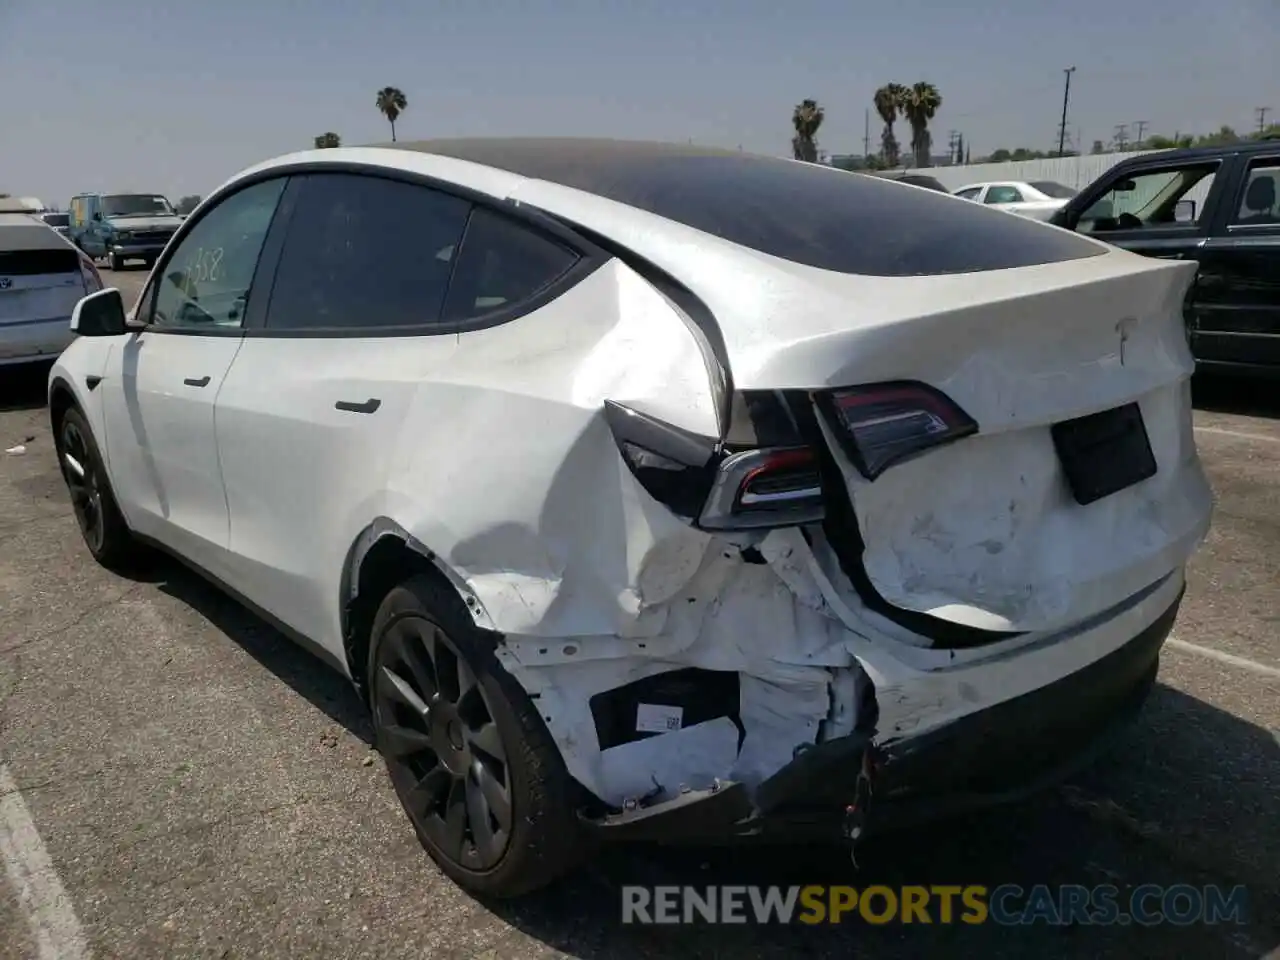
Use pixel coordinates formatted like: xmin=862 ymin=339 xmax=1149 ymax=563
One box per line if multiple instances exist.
xmin=1076 ymin=164 xmax=1217 ymax=234
xmin=984 ymin=185 xmax=1023 ymax=204
xmin=1232 ymin=159 xmax=1280 ymax=225
xmin=441 ymin=207 xmax=580 ymax=322
xmin=264 ymin=173 xmax=471 ymax=332
xmin=148 ymin=177 xmax=287 ymax=330
xmin=102 ymin=194 xmax=175 ymax=218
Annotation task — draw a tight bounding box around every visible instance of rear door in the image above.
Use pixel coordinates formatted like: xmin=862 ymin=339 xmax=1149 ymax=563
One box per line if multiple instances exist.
xmin=1192 ymin=153 xmax=1280 ymax=371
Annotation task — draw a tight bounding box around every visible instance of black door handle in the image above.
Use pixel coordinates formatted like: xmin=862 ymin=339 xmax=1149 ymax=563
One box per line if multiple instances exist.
xmin=183 ymin=376 xmax=211 ymax=387
xmin=335 ymin=398 xmax=381 ymax=414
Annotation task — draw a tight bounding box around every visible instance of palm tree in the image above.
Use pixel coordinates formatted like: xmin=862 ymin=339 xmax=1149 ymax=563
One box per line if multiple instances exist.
xmin=375 ymin=87 xmax=408 ymax=142
xmin=873 ymin=83 xmax=907 ymax=168
xmin=313 ymin=132 xmax=341 ymax=149
xmin=791 ymin=99 xmax=825 ymax=163
xmin=901 ymin=82 xmax=943 ymax=168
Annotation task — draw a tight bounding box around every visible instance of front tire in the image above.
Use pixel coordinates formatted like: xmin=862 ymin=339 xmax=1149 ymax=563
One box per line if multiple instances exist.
xmin=108 ymin=251 xmax=123 ymax=271
xmin=56 ymin=408 xmax=141 ymax=570
xmin=367 ymin=574 xmax=587 ymax=898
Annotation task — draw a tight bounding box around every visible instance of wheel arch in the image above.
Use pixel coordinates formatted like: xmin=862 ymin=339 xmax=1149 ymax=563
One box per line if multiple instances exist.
xmin=48 ymin=374 xmax=81 ymax=439
xmin=340 ymin=517 xmax=498 ymax=699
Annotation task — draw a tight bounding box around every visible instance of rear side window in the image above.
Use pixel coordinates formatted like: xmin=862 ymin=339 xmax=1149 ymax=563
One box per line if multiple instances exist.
xmin=954 ymin=187 xmax=981 ymax=201
xmin=1233 ymin=159 xmax=1280 ymax=225
xmin=441 ymin=207 xmax=580 ymax=322
xmin=265 ymin=174 xmax=471 ymax=332
xmin=984 ymin=185 xmax=1023 ymax=204
xmin=0 ymin=249 xmax=79 ymax=276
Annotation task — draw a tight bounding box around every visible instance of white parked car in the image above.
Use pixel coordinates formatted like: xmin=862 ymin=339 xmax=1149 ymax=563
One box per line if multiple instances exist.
xmin=953 ymin=180 xmax=1078 ymax=220
xmin=49 ymin=139 xmax=1211 ymax=898
xmin=0 ymin=212 xmax=103 ymax=367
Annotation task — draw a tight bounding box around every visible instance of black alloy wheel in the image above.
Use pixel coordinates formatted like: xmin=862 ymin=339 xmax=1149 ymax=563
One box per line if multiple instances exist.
xmin=59 ymin=416 xmax=106 ymax=554
xmin=373 ymin=614 xmax=515 ymax=870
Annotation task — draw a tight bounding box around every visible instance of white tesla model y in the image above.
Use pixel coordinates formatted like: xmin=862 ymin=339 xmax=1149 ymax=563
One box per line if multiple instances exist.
xmin=49 ymin=139 xmax=1212 ymax=897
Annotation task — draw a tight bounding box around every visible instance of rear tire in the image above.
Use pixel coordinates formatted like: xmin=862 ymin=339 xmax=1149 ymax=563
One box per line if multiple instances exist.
xmin=367 ymin=574 xmax=588 ymax=898
xmin=56 ymin=407 xmax=142 ymax=571
xmin=108 ymin=252 xmax=123 ymax=271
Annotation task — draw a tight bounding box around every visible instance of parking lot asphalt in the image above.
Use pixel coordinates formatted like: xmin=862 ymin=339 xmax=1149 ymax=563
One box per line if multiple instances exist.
xmin=1 ymin=265 xmax=1277 ymax=959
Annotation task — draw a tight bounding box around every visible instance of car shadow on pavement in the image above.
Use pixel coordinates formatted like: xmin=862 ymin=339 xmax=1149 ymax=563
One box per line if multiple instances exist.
xmin=0 ymin=361 xmax=53 ymax=413
xmin=484 ymin=683 xmax=1279 ymax=959
xmin=1192 ymin=373 xmax=1280 ymax=420
xmin=136 ymin=557 xmax=374 ymax=745
xmin=96 ymin=553 xmax=1280 ymax=958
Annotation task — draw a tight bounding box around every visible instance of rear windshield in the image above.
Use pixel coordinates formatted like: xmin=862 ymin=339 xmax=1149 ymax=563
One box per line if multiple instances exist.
xmin=589 ymin=158 xmax=1106 ymax=275
xmin=1028 ymin=181 xmax=1077 ymax=199
xmin=0 ymin=249 xmax=80 ymax=275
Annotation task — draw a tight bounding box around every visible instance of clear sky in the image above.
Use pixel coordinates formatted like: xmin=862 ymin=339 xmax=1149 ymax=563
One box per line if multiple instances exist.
xmin=3 ymin=0 xmax=1275 ymax=206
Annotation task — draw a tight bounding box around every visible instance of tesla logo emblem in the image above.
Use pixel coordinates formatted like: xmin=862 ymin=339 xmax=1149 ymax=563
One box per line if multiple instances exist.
xmin=1116 ymin=317 xmax=1137 ymax=366
xmin=0 ymin=278 xmax=10 ymax=290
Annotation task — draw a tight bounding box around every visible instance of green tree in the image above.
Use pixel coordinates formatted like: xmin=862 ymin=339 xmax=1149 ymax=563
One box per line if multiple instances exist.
xmin=314 ymin=132 xmax=342 ymax=149
xmin=790 ymin=99 xmax=824 ymax=162
xmin=901 ymin=81 xmax=943 ymax=168
xmin=1195 ymin=125 xmax=1239 ymax=147
xmin=376 ymin=86 xmax=408 ymax=142
xmin=873 ymin=83 xmax=907 ymax=167
xmin=175 ymin=195 xmax=202 ymax=215
xmin=1091 ymin=140 xmax=1107 ymax=154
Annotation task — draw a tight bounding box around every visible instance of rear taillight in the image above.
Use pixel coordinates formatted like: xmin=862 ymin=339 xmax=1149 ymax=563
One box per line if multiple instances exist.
xmin=821 ymin=381 xmax=977 ymax=480
xmin=606 ymin=399 xmax=824 ymax=532
xmin=698 ymin=446 xmax=823 ymax=531
xmin=79 ymin=255 xmax=103 ymax=295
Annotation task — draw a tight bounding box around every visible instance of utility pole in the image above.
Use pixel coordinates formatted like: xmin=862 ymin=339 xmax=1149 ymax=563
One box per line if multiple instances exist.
xmin=1113 ymin=123 xmax=1130 ymax=151
xmin=947 ymin=130 xmax=958 ymax=165
xmin=1133 ymin=120 xmax=1149 ymax=146
xmin=863 ymin=108 xmax=871 ymax=159
xmin=1057 ymin=66 xmax=1076 ymax=157
xmin=1257 ymin=106 xmax=1271 ymax=133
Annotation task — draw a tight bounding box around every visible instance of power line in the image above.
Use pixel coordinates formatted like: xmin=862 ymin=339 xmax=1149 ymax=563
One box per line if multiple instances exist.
xmin=1113 ymin=123 xmax=1130 ymax=151
xmin=1133 ymin=120 xmax=1149 ymax=145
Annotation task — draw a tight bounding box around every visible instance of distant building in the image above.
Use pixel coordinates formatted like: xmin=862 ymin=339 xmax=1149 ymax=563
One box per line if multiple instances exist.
xmin=0 ymin=196 xmax=46 ymax=213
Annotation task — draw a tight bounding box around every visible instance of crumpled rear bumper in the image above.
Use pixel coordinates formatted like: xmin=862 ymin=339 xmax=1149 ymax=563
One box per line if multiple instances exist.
xmin=579 ymin=591 xmax=1179 ymax=843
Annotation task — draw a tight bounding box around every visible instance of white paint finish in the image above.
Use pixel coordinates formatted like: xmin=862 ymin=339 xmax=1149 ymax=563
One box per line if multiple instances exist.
xmin=1167 ymin=637 xmax=1280 ymax=679
xmin=814 ymin=262 xmax=1212 ymax=632
xmin=97 ymin=331 xmax=245 ymax=577
xmin=0 ymin=765 xmax=90 ymax=960
xmin=1194 ymin=425 xmax=1280 ymax=445
xmin=49 ymin=146 xmax=1217 ymax=811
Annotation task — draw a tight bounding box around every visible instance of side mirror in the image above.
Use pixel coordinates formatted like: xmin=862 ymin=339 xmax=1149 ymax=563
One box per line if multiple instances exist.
xmin=1174 ymin=199 xmax=1197 ymax=223
xmin=91 ymin=211 xmax=103 ymax=221
xmin=70 ymin=288 xmax=128 ymax=337
xmin=1113 ymin=179 xmax=1137 ymax=193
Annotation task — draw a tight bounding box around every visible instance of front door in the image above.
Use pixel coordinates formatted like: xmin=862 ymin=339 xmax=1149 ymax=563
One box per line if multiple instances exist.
xmin=1192 ymin=154 xmax=1280 ymax=371
xmin=214 ymin=171 xmax=473 ymax=650
xmin=98 ymin=176 xmax=289 ymax=576
xmin=1063 ymin=157 xmax=1234 ymax=348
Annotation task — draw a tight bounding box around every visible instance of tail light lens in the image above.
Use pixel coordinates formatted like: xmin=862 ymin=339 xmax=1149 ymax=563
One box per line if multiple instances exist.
xmin=698 ymin=446 xmax=823 ymax=531
xmin=822 ymin=381 xmax=977 ymax=480
xmin=605 ymin=400 xmax=824 ymax=532
xmin=78 ymin=254 xmax=103 ymax=295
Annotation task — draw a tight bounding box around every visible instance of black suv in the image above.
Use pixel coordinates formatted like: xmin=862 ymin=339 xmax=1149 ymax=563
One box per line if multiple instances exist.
xmin=1051 ymin=141 xmax=1280 ymax=377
